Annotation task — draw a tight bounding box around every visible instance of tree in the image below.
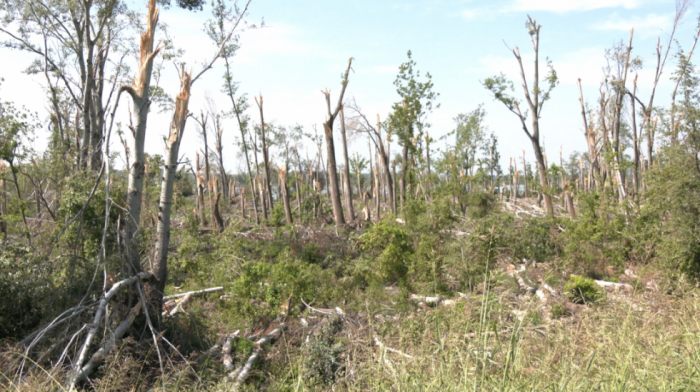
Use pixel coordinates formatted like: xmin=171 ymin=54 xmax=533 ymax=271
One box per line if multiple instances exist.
xmin=321 ymin=58 xmax=353 ymax=227
xmin=483 ymin=15 xmax=558 ymax=217
xmin=208 ymin=0 xmax=259 ymax=223
xmin=391 ymin=51 xmax=438 ymax=204
xmin=450 ymin=106 xmax=487 ymax=177
xmin=123 ymin=0 xmax=162 ymax=275
xmin=150 ymin=0 xmax=251 ymax=311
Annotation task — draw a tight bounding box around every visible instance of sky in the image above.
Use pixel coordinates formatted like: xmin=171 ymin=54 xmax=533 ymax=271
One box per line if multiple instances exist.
xmin=1 ymin=0 xmax=698 ymax=173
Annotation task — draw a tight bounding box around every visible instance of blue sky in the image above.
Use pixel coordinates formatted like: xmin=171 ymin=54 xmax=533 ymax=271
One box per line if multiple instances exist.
xmin=2 ymin=0 xmax=697 ymax=172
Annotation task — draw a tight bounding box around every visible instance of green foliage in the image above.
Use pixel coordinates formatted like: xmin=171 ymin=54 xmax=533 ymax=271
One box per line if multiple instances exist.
xmin=644 ymin=145 xmax=700 ymax=278
xmin=560 ymin=192 xmax=629 ymax=276
xmin=464 ymin=192 xmax=495 ymax=219
xmin=304 ymin=316 xmax=344 ymax=386
xmin=0 ymin=241 xmax=42 ymax=340
xmin=564 ymin=275 xmax=604 ymax=305
xmin=232 ymin=250 xmax=337 ymax=319
xmin=355 ymin=219 xmax=414 ymax=285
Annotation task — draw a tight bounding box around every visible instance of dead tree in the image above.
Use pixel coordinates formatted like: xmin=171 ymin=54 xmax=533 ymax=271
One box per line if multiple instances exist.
xmin=150 ymin=0 xmax=251 ymax=310
xmin=339 ymin=107 xmax=355 ymax=222
xmin=346 ymin=101 xmax=396 ymax=214
xmin=254 ymin=96 xmax=274 ymax=212
xmin=321 ymin=58 xmax=353 ymax=226
xmin=278 ymin=166 xmax=293 ymax=225
xmin=123 ymin=0 xmax=161 ymax=274
xmin=483 ymin=15 xmax=557 ymax=217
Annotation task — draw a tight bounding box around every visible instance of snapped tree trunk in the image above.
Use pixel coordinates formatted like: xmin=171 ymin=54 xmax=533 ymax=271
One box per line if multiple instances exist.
xmin=339 ymin=107 xmax=354 ymax=222
xmin=279 ymin=166 xmax=293 ymax=225
xmin=123 ymin=0 xmax=160 ymax=275
xmin=150 ymin=68 xmax=191 ymax=312
xmin=321 ymin=58 xmax=353 ymax=227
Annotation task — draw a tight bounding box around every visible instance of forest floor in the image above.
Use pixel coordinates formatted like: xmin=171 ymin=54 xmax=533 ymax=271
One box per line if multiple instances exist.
xmin=3 ymin=199 xmax=700 ymax=391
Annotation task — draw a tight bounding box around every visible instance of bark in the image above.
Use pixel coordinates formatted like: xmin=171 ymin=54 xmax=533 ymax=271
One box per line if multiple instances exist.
xmin=213 ymin=177 xmax=224 ymax=232
xmin=150 ymin=69 xmax=191 ymax=312
xmin=278 ymin=166 xmax=293 ymax=225
xmin=254 ymin=96 xmax=274 ymax=212
xmin=321 ymin=58 xmax=353 ymax=227
xmin=339 ymin=107 xmax=355 ymax=222
xmin=123 ymin=0 xmax=161 ymax=275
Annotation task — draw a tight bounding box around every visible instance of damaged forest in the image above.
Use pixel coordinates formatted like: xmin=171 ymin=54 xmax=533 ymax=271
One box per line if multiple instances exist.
xmin=1 ymin=0 xmax=700 ymax=390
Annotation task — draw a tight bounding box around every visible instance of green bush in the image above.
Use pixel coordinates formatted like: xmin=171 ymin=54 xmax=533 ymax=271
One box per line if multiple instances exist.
xmin=232 ymin=250 xmax=337 ymax=319
xmin=564 ymin=275 xmax=604 ymax=305
xmin=354 ymin=219 xmax=413 ymax=286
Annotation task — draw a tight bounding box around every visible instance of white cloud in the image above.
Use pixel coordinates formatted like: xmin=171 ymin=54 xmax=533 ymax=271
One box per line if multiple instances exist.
xmin=507 ymin=0 xmax=641 ymax=13
xmin=593 ymin=13 xmax=670 ymax=31
xmin=461 ymin=8 xmax=484 ymax=20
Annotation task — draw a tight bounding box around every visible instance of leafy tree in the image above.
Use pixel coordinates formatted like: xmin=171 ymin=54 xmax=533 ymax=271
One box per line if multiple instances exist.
xmin=391 ymin=51 xmax=439 ymax=202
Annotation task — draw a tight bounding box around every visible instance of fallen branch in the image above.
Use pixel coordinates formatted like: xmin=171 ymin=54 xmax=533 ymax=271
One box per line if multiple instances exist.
xmin=594 ymin=280 xmax=633 ymax=292
xmin=373 ymin=336 xmax=414 ymax=359
xmin=408 ymin=293 xmax=467 ymax=307
xmin=223 ymin=330 xmax=240 ymax=371
xmin=69 ymin=271 xmax=152 ymax=390
xmin=231 ymin=323 xmax=286 ymax=390
xmin=301 ymin=298 xmax=345 ymax=316
xmin=163 ymin=292 xmax=193 ymax=317
xmin=71 ymin=301 xmax=142 ymax=386
xmin=163 ymin=286 xmax=224 ymax=300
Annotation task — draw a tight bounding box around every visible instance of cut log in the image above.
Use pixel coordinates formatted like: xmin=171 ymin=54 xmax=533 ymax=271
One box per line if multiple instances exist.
xmin=222 ymin=330 xmax=240 ymax=371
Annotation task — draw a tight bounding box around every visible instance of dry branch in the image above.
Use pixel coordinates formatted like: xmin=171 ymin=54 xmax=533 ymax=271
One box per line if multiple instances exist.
xmin=230 ymin=323 xmax=287 ymax=390
xmin=373 ymin=336 xmax=414 ymax=359
xmin=163 ymin=286 xmax=224 ymax=300
xmin=70 ymin=271 xmax=152 ymax=390
xmin=594 ymin=280 xmax=633 ymax=292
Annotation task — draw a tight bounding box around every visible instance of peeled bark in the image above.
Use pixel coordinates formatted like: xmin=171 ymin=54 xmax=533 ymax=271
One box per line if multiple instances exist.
xmin=123 ymin=0 xmax=161 ymax=274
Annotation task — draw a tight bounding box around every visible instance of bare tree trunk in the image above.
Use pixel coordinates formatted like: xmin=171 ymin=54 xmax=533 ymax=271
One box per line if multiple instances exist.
xmin=123 ymin=0 xmax=161 ymax=275
xmin=254 ymin=96 xmax=274 ymax=213
xmin=392 ymin=160 xmax=397 ymax=213
xmin=279 ymin=167 xmax=293 ymax=225
xmin=321 ymin=59 xmax=353 ymax=227
xmin=150 ymin=68 xmax=191 ymax=312
xmin=213 ymin=177 xmax=224 ymax=232
xmin=251 ymin=134 xmax=267 ymax=221
xmin=339 ymin=107 xmax=354 ymax=222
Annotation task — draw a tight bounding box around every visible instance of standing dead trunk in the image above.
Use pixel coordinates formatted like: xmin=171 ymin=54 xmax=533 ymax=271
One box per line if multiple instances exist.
xmin=123 ymin=0 xmax=161 ymax=275
xmin=339 ymin=107 xmax=355 ymax=222
xmin=212 ymin=176 xmax=224 ymax=232
xmin=321 ymin=58 xmax=353 ymax=227
xmin=279 ymin=166 xmax=293 ymax=225
xmin=254 ymin=96 xmax=274 ymax=212
xmin=391 ymin=160 xmax=397 ymax=213
xmin=150 ymin=68 xmax=191 ymax=312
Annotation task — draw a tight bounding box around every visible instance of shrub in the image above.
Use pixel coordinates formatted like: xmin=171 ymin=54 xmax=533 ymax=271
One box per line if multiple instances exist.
xmin=354 ymin=219 xmax=413 ymax=286
xmin=304 ymin=315 xmax=344 ymax=386
xmin=564 ymin=275 xmax=604 ymax=305
xmin=232 ymin=250 xmax=337 ymax=319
